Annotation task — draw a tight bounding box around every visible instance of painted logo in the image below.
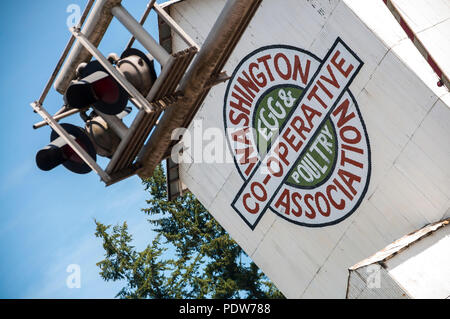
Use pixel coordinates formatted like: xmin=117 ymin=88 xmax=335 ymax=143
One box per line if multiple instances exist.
xmin=224 ymin=38 xmax=371 ymax=230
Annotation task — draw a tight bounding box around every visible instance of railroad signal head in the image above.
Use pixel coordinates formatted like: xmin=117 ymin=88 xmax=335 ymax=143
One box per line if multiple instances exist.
xmin=35 ymin=123 xmax=97 ymax=174
xmin=85 ymin=115 xmax=121 ymax=159
xmin=117 ymin=48 xmax=157 ymax=97
xmin=64 ymin=61 xmax=129 ymax=115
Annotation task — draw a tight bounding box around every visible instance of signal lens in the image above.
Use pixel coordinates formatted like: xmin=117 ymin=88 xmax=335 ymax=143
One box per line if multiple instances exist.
xmin=61 ymin=139 xmax=87 ymax=164
xmin=92 ymin=76 xmax=120 ymax=104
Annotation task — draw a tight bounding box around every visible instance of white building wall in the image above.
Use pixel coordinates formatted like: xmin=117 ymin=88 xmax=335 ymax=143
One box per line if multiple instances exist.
xmin=347 ymin=266 xmax=410 ymax=299
xmin=347 ymin=223 xmax=450 ymax=299
xmin=386 ymin=225 xmax=450 ymax=299
xmin=167 ymin=0 xmax=450 ymax=298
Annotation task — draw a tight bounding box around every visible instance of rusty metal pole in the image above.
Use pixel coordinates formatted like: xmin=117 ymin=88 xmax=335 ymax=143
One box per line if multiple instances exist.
xmin=137 ymin=0 xmax=262 ymax=179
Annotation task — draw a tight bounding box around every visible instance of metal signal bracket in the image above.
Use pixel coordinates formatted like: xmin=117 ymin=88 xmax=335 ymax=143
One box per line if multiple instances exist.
xmin=30 ymin=0 xmax=199 ymax=185
xmin=30 ymin=0 xmax=262 ymax=186
xmin=30 ymin=101 xmax=111 ymax=183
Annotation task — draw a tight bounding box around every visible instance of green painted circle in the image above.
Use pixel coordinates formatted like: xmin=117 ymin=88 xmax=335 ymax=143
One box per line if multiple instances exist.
xmin=253 ymin=85 xmax=338 ymax=188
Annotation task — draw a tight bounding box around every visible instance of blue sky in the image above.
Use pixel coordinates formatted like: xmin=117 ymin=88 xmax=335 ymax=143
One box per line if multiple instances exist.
xmin=0 ymin=0 xmax=165 ymax=298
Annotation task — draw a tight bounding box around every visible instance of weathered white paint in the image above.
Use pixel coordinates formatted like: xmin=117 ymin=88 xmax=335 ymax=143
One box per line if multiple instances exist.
xmin=347 ymin=265 xmax=409 ymax=299
xmin=166 ymin=0 xmax=450 ymax=298
xmin=347 ymin=220 xmax=449 ymax=299
xmin=393 ymin=0 xmax=450 ymax=76
xmin=387 ymin=224 xmax=450 ymax=299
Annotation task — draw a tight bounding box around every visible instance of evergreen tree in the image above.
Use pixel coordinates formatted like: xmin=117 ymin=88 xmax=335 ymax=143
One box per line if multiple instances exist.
xmin=95 ymin=164 xmax=284 ymax=299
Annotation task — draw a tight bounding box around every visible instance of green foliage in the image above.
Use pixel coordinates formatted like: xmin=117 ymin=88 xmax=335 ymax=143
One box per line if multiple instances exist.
xmin=95 ymin=164 xmax=284 ymax=299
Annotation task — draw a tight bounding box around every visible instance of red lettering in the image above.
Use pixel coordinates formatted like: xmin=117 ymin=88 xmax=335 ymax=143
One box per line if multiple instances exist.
xmin=340 ymin=150 xmax=364 ymax=169
xmin=307 ymin=85 xmax=328 ymax=109
xmin=275 ymin=188 xmax=290 ymax=215
xmin=332 ymin=98 xmax=355 ymax=128
xmin=293 ymin=55 xmax=311 ymax=85
xmin=243 ymin=193 xmax=259 ymax=214
xmin=315 ymin=192 xmax=331 ymax=217
xmin=274 ymin=142 xmax=290 ymax=166
xmin=235 ymin=147 xmax=257 ymax=176
xmin=338 ymin=169 xmax=361 ymax=196
xmin=291 ymin=192 xmax=303 ymax=217
xmin=249 ymin=62 xmax=267 ymax=88
xmin=291 ymin=116 xmax=310 ymax=141
xmin=232 ymin=128 xmax=251 ymax=144
xmin=274 ymin=53 xmax=292 ymax=80
xmin=301 ymin=104 xmax=322 ymax=129
xmin=334 ymin=177 xmax=353 ymax=201
xmin=317 ymin=80 xmax=333 ymax=99
xmin=331 ymin=50 xmax=354 ymax=78
xmin=229 ymin=110 xmax=249 ymax=126
xmin=304 ymin=194 xmax=316 ymax=219
xmin=326 ymin=184 xmax=345 ymax=210
xmin=233 ymin=85 xmax=254 ymax=105
xmin=237 ymin=71 xmax=260 ymax=99
xmin=251 ymin=182 xmax=267 ymax=201
xmin=320 ymin=64 xmax=340 ymax=89
xmin=282 ymin=127 xmax=303 ymax=152
xmin=340 ymin=125 xmax=361 ymax=144
xmin=230 ymin=90 xmax=252 ymax=115
xmin=267 ymin=156 xmax=283 ymax=177
xmin=342 ymin=143 xmax=364 ymax=154
xmin=257 ymin=54 xmax=275 ymax=82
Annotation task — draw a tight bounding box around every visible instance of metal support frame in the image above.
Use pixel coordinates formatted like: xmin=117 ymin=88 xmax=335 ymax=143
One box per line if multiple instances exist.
xmin=112 ymin=5 xmax=171 ymax=66
xmin=95 ymin=111 xmax=129 ymax=139
xmin=33 ymin=0 xmax=199 ymax=130
xmin=126 ymin=0 xmax=157 ymax=50
xmin=71 ymin=27 xmax=156 ymax=114
xmin=30 ymin=102 xmax=111 ymax=183
xmin=105 ymin=109 xmax=145 ymax=174
xmin=33 ymin=0 xmax=95 ymax=130
xmin=153 ymin=3 xmax=199 ymax=50
xmin=30 ymin=0 xmax=243 ymax=185
xmin=33 ymin=107 xmax=87 ymax=129
xmin=54 ymin=0 xmax=123 ymax=94
xmin=30 ymin=0 xmax=111 ymax=183
xmin=137 ymin=0 xmax=263 ymax=179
